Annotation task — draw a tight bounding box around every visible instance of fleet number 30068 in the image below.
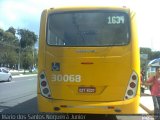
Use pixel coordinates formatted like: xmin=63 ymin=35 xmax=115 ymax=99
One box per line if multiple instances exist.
xmin=52 ymin=74 xmax=81 ymax=82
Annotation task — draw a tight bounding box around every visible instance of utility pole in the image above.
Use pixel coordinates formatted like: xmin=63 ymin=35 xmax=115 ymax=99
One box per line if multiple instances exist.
xmin=16 ymin=29 xmax=21 ymax=71
xmin=32 ymin=46 xmax=34 ymax=68
xmin=18 ymin=47 xmax=20 ymax=71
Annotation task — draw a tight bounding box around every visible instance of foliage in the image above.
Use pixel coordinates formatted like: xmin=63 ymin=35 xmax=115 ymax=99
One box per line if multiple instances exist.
xmin=6 ymin=27 xmax=16 ymax=36
xmin=0 ymin=27 xmax=38 ymax=70
xmin=140 ymin=47 xmax=160 ymax=60
xmin=17 ymin=29 xmax=37 ymax=48
xmin=140 ymin=47 xmax=160 ymax=69
xmin=0 ymin=27 xmax=18 ymax=68
xmin=21 ymin=50 xmax=33 ymax=73
xmin=17 ymin=29 xmax=38 ymax=70
xmin=0 ymin=28 xmax=4 ymax=40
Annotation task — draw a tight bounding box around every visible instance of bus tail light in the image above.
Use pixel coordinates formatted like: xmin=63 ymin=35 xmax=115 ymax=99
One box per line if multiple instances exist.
xmin=39 ymin=72 xmax=52 ymax=99
xmin=124 ymin=71 xmax=138 ymax=100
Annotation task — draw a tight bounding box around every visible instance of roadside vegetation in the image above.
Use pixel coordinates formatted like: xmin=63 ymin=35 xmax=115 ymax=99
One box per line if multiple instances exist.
xmin=140 ymin=47 xmax=160 ymax=69
xmin=0 ymin=26 xmax=38 ymax=72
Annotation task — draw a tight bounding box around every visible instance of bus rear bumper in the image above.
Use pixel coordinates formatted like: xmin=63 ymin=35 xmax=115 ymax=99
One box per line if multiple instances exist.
xmin=38 ymin=94 xmax=140 ymax=114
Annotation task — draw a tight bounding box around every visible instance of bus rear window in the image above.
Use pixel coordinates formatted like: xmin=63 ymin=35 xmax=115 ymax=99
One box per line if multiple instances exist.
xmin=47 ymin=11 xmax=130 ymax=46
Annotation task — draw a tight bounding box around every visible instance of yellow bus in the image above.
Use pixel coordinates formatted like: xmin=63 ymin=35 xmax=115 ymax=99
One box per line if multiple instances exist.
xmin=38 ymin=6 xmax=140 ymax=114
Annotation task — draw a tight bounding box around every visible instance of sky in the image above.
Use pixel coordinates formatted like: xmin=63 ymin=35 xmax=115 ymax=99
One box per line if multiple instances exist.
xmin=0 ymin=0 xmax=160 ymax=51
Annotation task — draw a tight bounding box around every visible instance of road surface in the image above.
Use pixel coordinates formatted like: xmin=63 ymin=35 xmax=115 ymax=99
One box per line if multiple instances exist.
xmin=0 ymin=75 xmax=38 ymax=113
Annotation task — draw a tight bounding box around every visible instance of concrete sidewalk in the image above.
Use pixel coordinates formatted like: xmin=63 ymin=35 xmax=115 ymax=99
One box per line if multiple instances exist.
xmin=139 ymin=89 xmax=154 ymax=114
xmin=12 ymin=74 xmax=37 ymax=78
xmin=10 ymin=69 xmax=37 ymax=78
xmin=10 ymin=69 xmax=29 ymax=75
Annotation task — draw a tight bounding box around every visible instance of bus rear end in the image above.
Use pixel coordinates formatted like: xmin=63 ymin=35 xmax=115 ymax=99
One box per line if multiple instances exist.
xmin=38 ymin=6 xmax=140 ymax=114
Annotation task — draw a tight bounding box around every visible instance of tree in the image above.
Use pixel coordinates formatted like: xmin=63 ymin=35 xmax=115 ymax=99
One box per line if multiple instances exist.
xmin=1 ymin=48 xmax=18 ymax=68
xmin=6 ymin=27 xmax=16 ymax=36
xmin=0 ymin=28 xmax=4 ymax=65
xmin=150 ymin=51 xmax=160 ymax=60
xmin=0 ymin=27 xmax=19 ymax=68
xmin=140 ymin=47 xmax=160 ymax=70
xmin=0 ymin=27 xmax=38 ymax=70
xmin=17 ymin=29 xmax=38 ymax=70
xmin=140 ymin=47 xmax=152 ymax=60
xmin=21 ymin=49 xmax=33 ymax=73
xmin=0 ymin=28 xmax=4 ymax=41
xmin=17 ymin=29 xmax=37 ymax=48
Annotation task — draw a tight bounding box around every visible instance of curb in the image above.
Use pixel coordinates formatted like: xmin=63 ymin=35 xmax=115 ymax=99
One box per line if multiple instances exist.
xmin=140 ymin=103 xmax=154 ymax=114
xmin=140 ymin=93 xmax=154 ymax=115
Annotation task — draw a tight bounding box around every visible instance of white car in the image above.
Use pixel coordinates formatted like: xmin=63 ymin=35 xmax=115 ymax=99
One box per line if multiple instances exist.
xmin=0 ymin=67 xmax=12 ymax=82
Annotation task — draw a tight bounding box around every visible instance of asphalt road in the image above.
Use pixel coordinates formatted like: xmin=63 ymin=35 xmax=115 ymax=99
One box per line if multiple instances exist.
xmin=0 ymin=75 xmax=154 ymax=120
xmin=0 ymin=75 xmax=38 ymax=113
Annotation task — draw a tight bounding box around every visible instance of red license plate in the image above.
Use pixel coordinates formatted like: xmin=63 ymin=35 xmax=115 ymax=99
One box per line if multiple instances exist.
xmin=78 ymin=87 xmax=96 ymax=93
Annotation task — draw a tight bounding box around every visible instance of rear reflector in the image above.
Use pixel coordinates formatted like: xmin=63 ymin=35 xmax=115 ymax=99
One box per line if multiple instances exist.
xmin=130 ymin=82 xmax=136 ymax=88
xmin=39 ymin=72 xmax=52 ymax=99
xmin=127 ymin=89 xmax=134 ymax=96
xmin=132 ymin=75 xmax=137 ymax=80
xmin=124 ymin=71 xmax=138 ymax=100
xmin=41 ymin=81 xmax=47 ymax=87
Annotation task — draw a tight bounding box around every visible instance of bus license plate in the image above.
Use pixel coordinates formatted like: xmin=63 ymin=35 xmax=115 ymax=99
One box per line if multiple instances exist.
xmin=78 ymin=87 xmax=96 ymax=93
